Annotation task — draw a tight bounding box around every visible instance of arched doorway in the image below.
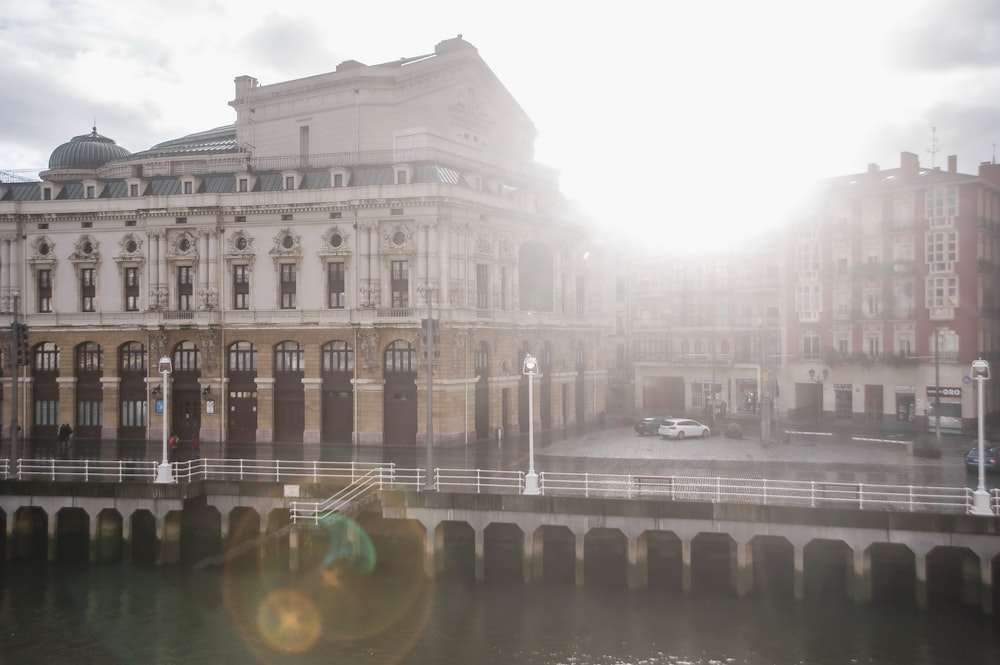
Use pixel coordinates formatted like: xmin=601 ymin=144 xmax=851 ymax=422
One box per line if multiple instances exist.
xmin=227 ymin=341 xmax=258 ymax=448
xmin=117 ymin=342 xmax=148 ymax=453
xmin=383 ymin=340 xmax=417 ymax=445
xmin=273 ymin=340 xmax=304 ymax=451
xmin=321 ymin=340 xmax=354 ymax=449
xmin=170 ymin=341 xmax=201 ymax=444
xmin=474 ymin=342 xmax=490 ymax=440
xmin=74 ymin=342 xmax=103 ymax=454
xmin=31 ymin=342 xmax=60 ymax=452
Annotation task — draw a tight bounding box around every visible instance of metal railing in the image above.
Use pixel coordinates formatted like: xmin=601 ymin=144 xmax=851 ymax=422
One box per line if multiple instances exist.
xmin=4 ymin=457 xmax=998 ymax=516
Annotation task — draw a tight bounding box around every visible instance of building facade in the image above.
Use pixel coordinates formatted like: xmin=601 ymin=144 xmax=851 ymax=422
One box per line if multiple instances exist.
xmin=782 ymin=151 xmax=1000 ymax=432
xmin=621 ymin=151 xmax=1000 ymax=436
xmin=0 ymin=37 xmax=608 ymax=459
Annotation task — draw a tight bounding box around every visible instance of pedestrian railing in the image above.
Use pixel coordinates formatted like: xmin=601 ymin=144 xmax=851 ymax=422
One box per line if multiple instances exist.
xmin=291 ymin=467 xmax=392 ymax=525
xmin=4 ymin=457 xmax=997 ymax=516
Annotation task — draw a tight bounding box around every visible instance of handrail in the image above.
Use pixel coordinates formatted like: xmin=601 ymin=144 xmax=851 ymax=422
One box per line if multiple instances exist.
xmin=290 ymin=467 xmax=393 ymax=525
xmin=4 ymin=457 xmax=997 ymax=516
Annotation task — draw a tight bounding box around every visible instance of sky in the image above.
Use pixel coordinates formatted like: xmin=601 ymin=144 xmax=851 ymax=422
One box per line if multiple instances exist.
xmin=3 ymin=0 xmax=1000 ymax=251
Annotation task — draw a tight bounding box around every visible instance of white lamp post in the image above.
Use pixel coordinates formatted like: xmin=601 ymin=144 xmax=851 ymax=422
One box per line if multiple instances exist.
xmin=970 ymin=358 xmax=992 ymax=515
xmin=155 ymin=356 xmax=174 ymax=484
xmin=522 ymin=353 xmax=540 ymax=495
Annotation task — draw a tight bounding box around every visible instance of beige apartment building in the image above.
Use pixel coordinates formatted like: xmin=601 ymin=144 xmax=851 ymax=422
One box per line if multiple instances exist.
xmin=0 ymin=37 xmax=608 ymax=459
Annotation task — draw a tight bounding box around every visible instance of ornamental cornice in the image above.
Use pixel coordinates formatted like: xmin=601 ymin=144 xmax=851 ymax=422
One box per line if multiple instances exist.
xmin=68 ymin=234 xmax=100 ymax=264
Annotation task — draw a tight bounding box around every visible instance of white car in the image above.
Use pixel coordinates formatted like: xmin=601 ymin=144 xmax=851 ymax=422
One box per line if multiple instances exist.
xmin=658 ymin=418 xmax=711 ymax=439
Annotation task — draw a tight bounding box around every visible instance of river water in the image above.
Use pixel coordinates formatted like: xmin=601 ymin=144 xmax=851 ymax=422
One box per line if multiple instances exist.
xmin=2 ymin=557 xmax=999 ymax=665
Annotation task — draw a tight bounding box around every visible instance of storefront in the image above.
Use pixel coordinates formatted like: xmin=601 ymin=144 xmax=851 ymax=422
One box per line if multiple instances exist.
xmin=894 ymin=385 xmax=915 ymax=422
xmin=926 ymin=386 xmax=963 ymax=431
xmin=834 ymin=383 xmax=853 ymax=419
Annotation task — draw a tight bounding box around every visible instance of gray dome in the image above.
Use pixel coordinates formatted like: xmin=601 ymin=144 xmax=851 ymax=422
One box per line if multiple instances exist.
xmin=48 ymin=127 xmax=132 ymax=169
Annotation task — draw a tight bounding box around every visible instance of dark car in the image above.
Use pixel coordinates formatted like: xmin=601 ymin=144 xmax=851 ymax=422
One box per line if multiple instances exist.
xmin=964 ymin=444 xmax=1000 ymax=472
xmin=634 ymin=416 xmax=672 ymax=436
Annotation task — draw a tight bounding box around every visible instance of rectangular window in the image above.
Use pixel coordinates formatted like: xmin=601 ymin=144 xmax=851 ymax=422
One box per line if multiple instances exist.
xmin=299 ymin=126 xmax=310 ymax=163
xmin=129 ymin=183 xmax=139 ymax=197
xmin=476 ymin=264 xmax=490 ymax=309
xmin=925 ymin=186 xmax=958 ymax=223
xmin=285 ymin=176 xmax=295 ymax=190
xmin=802 ymin=333 xmax=821 ymax=360
xmin=925 ymin=230 xmax=957 ymax=272
xmin=178 ymin=266 xmax=193 ymax=311
xmin=396 ymin=170 xmax=407 ymax=184
xmin=120 ymin=400 xmax=148 ymax=427
xmin=280 ymin=264 xmax=297 ymax=309
xmin=81 ymin=267 xmax=96 ymax=312
xmin=233 ymin=265 xmax=250 ymax=310
xmin=37 ymin=269 xmax=52 ymax=313
xmin=333 ymin=173 xmax=343 ymax=187
xmin=85 ymin=185 xmax=95 ymax=199
xmin=34 ymin=399 xmax=58 ymax=427
xmin=327 ymin=262 xmax=346 ymax=308
xmin=866 ymin=334 xmax=881 ymax=359
xmin=238 ymin=178 xmax=248 ymax=192
xmin=183 ymin=181 xmax=193 ymax=194
xmin=926 ymin=275 xmax=958 ymax=310
xmin=77 ymin=400 xmax=103 ymax=427
xmin=124 ymin=266 xmax=140 ymax=311
xmin=43 ymin=187 xmax=51 ymax=200
xmin=391 ymin=260 xmax=409 ymax=307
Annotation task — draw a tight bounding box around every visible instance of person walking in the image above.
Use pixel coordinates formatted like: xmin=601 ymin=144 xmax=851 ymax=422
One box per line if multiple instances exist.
xmin=57 ymin=423 xmax=73 ymax=459
xmin=189 ymin=434 xmax=200 ymax=460
xmin=168 ymin=433 xmax=180 ymax=463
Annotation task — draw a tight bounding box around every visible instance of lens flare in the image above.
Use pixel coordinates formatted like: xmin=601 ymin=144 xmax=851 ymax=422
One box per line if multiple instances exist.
xmin=256 ymin=588 xmax=321 ymax=654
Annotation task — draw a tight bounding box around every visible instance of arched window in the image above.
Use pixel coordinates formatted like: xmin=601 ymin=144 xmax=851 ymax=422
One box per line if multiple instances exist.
xmin=172 ymin=340 xmax=201 ymax=371
xmin=229 ymin=341 xmax=257 ymax=371
xmin=275 ymin=341 xmax=304 ymax=372
xmin=385 ymin=340 xmax=416 ymax=372
xmin=322 ymin=340 xmax=354 ymax=372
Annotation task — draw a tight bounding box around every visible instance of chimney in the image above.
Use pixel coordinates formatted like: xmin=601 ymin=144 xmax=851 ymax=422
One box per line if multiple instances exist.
xmin=900 ymin=151 xmax=920 ymax=174
xmin=947 ymin=155 xmax=957 ymax=173
xmin=979 ymin=161 xmax=1000 ymax=187
xmin=867 ymin=163 xmax=879 ymax=174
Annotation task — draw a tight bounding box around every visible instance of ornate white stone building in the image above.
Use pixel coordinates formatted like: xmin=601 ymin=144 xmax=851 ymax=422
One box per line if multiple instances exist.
xmin=0 ymin=37 xmax=608 ymax=459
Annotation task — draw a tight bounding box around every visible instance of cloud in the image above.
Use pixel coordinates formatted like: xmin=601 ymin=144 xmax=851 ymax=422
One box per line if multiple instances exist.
xmin=890 ymin=0 xmax=1000 ymax=70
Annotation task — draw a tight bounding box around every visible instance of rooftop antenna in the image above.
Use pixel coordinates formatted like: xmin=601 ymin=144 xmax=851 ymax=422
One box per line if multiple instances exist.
xmin=926 ymin=126 xmax=940 ymax=168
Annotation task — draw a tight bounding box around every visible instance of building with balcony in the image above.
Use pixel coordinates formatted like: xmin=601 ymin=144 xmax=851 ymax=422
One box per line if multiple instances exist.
xmin=781 ymin=151 xmax=1000 ymax=432
xmin=0 ymin=37 xmax=608 ymax=458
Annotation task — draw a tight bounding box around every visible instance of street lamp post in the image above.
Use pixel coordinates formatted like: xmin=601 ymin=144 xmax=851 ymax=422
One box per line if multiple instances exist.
xmin=970 ymin=358 xmax=992 ymax=515
xmin=155 ymin=356 xmax=174 ymax=484
xmin=522 ymin=353 xmax=540 ymax=495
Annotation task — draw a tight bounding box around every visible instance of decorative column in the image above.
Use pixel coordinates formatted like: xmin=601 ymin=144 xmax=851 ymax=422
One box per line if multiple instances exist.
xmin=198 ymin=229 xmax=210 ymax=309
xmin=207 ymin=226 xmax=219 ymax=308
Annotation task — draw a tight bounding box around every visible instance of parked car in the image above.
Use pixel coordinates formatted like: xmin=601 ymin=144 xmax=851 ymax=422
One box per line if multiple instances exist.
xmin=658 ymin=418 xmax=711 ymax=439
xmin=634 ymin=416 xmax=672 ymax=436
xmin=964 ymin=444 xmax=1000 ymax=473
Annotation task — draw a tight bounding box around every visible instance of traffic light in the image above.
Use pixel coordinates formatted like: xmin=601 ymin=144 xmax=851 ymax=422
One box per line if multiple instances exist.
xmin=15 ymin=323 xmax=29 ymax=366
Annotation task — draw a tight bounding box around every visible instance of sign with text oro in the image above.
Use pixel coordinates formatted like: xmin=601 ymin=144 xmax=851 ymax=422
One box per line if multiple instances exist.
xmin=926 ymin=386 xmax=961 ymax=398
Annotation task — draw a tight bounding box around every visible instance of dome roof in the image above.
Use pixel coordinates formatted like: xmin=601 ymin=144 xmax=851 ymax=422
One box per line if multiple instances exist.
xmin=48 ymin=127 xmax=132 ymax=169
